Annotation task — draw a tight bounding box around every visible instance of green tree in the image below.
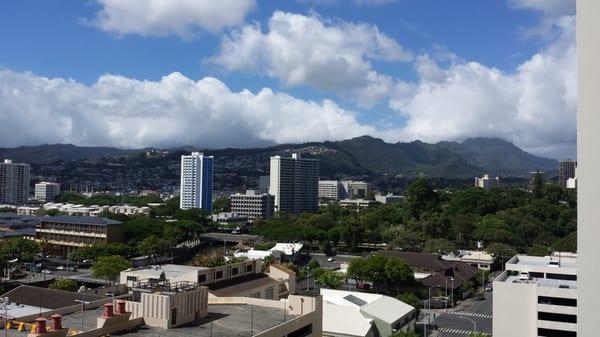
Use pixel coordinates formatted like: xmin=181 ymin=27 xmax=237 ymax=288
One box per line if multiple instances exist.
xmin=486 ymin=243 xmax=516 ymax=269
xmin=48 ymin=279 xmax=79 ymax=292
xmin=212 ymin=197 xmax=231 ymax=213
xmin=385 ymin=257 xmax=414 ymax=293
xmin=92 ymin=255 xmax=132 ymax=284
xmin=528 ymin=244 xmax=551 ymax=256
xmin=397 ymin=292 xmax=421 ymax=315
xmin=46 ymin=209 xmax=60 ymax=216
xmin=532 ymin=170 xmax=544 ymax=198
xmin=391 ymin=330 xmax=420 ymax=337
xmin=136 ymin=235 xmax=173 ymax=257
xmin=406 ymin=179 xmax=440 ymax=219
xmin=347 ymin=257 xmax=369 ymax=285
xmin=313 ymin=268 xmax=345 ymax=289
xmin=423 ymin=238 xmax=456 ymax=254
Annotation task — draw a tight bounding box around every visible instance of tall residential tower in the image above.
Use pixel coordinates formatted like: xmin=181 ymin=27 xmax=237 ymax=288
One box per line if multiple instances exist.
xmin=179 ymin=152 xmax=214 ymax=211
xmin=559 ymin=160 xmax=577 ymax=188
xmin=0 ymin=159 xmax=30 ymax=205
xmin=269 ymin=153 xmax=318 ymax=214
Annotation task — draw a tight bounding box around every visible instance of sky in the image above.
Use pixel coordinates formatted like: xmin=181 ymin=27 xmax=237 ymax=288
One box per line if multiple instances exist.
xmin=0 ymin=0 xmax=576 ymax=159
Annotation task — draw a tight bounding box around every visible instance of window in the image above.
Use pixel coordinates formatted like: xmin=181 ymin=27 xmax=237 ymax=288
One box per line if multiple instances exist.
xmin=529 ymin=272 xmax=544 ymax=278
xmin=215 ymin=271 xmax=223 ymax=279
xmin=537 ymin=328 xmax=576 ymax=337
xmin=246 ymin=264 xmax=253 ymax=273
xmin=538 ymin=312 xmax=577 ymax=324
xmin=171 ymin=308 xmax=177 ymax=326
xmin=126 ymin=276 xmax=137 ymax=282
xmin=546 ymin=273 xmax=577 ymax=281
xmin=198 ymin=274 xmax=207 ymax=283
xmin=287 ymin=324 xmax=313 ymax=337
xmin=538 ymin=296 xmax=577 ymax=307
xmin=231 ymin=267 xmax=238 ymax=276
xmin=265 ymin=287 xmax=274 ymax=299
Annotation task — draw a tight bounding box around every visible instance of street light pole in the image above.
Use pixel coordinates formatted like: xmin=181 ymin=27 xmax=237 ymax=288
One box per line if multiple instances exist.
xmin=458 ymin=316 xmax=477 ymax=334
xmin=424 ymin=285 xmax=441 ymax=337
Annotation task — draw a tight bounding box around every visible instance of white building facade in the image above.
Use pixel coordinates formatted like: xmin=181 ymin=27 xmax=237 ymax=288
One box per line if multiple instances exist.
xmin=269 ymin=153 xmax=319 ymax=214
xmin=0 ymin=159 xmax=30 ymax=205
xmin=180 ymin=152 xmax=214 ymax=211
xmin=493 ymin=255 xmax=577 ymax=337
xmin=230 ymin=190 xmax=274 ymax=221
xmin=474 ymin=174 xmax=500 ymax=189
xmin=319 ymin=180 xmax=344 ymax=200
xmin=34 ymin=181 xmax=60 ymax=201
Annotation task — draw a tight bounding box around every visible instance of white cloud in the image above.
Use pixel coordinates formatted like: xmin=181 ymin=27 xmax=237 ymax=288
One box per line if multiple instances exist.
xmin=298 ymin=0 xmax=397 ymax=6
xmin=508 ymin=0 xmax=575 ymax=17
xmin=210 ymin=11 xmax=412 ymax=106
xmin=508 ymin=0 xmax=575 ymax=39
xmin=389 ymin=16 xmax=576 ymax=158
xmin=0 ymin=70 xmax=377 ymax=149
xmin=90 ymin=0 xmax=256 ymax=37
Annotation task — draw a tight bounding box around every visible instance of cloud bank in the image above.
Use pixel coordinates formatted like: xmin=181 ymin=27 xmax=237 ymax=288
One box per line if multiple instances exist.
xmin=0 ymin=70 xmax=375 ymax=149
xmin=211 ymin=11 xmax=412 ymax=106
xmin=91 ymin=0 xmax=256 ymax=37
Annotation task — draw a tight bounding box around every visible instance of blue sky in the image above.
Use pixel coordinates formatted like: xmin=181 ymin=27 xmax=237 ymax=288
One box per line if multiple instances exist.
xmin=0 ymin=0 xmax=576 ymax=158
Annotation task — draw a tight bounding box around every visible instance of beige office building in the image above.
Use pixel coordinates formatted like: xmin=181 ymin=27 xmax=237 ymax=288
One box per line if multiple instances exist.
xmin=493 ymin=255 xmax=577 ymax=337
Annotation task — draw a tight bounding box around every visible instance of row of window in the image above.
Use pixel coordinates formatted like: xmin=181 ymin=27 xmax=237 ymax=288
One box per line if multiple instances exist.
xmin=538 ymin=328 xmax=576 ymax=337
xmin=538 ymin=296 xmax=577 ymax=307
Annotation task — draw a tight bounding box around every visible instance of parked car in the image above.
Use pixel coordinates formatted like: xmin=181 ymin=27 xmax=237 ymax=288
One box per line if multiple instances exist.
xmin=41 ymin=269 xmax=53 ymax=274
xmin=56 ymin=266 xmax=65 ymax=270
xmin=475 ymin=292 xmax=485 ymax=301
xmin=485 ymin=284 xmax=493 ymax=292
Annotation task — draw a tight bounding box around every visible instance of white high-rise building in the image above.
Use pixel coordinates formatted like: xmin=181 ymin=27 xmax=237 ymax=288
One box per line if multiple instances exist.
xmin=35 ymin=181 xmax=60 ymax=202
xmin=493 ymin=254 xmax=577 ymax=337
xmin=0 ymin=159 xmax=30 ymax=205
xmin=474 ymin=174 xmax=500 ymax=190
xmin=179 ymin=152 xmax=214 ymax=211
xmin=269 ymin=153 xmax=318 ymax=214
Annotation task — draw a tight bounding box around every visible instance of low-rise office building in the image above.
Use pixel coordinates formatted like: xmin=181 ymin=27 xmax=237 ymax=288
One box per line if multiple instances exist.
xmin=34 ymin=182 xmax=61 ymax=202
xmin=374 ymin=193 xmax=405 ymax=205
xmin=34 ymin=216 xmax=124 ymax=251
xmin=211 ymin=212 xmax=249 ymax=226
xmin=443 ymin=250 xmax=495 ymax=271
xmin=230 ymin=190 xmax=274 ymax=221
xmin=319 ymin=180 xmax=344 ymax=200
xmin=16 ymin=206 xmax=42 ymax=216
xmin=339 ymin=199 xmax=378 ymax=210
xmin=493 ymin=254 xmax=577 ymax=337
xmin=120 ymin=261 xmax=296 ymax=301
xmin=321 ymin=289 xmax=416 ymax=337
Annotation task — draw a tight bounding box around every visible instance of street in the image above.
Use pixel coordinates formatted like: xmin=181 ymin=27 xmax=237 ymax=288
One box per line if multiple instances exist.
xmin=431 ymin=290 xmax=493 ymax=336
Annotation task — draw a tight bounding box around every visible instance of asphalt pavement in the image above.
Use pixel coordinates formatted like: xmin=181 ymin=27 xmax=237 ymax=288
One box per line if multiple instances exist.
xmin=431 ymin=290 xmax=493 ymax=337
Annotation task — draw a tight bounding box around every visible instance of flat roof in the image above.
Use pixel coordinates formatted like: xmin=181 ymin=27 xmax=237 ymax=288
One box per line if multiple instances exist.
xmin=1 ymin=304 xmax=296 ymax=337
xmin=507 ymin=255 xmax=577 ymax=271
xmin=39 ymin=216 xmax=122 ymax=226
xmin=504 ymin=275 xmax=577 ymax=289
xmin=2 ymin=286 xmax=106 ymax=310
xmin=124 ymin=264 xmax=208 ymax=278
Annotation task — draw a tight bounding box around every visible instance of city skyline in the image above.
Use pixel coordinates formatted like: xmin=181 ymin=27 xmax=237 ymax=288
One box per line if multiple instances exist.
xmin=0 ymin=0 xmax=576 ymax=158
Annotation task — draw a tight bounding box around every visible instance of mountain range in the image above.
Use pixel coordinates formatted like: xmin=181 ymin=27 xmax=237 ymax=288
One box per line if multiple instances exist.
xmin=0 ymin=136 xmax=558 ymax=178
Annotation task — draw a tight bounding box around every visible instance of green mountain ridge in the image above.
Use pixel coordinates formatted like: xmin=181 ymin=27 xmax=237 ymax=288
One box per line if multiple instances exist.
xmin=0 ymin=136 xmax=558 ymax=178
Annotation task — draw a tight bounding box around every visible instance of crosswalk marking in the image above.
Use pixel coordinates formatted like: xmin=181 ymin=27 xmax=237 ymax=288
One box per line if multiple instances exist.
xmin=438 ymin=327 xmax=491 ymax=336
xmin=447 ymin=311 xmax=493 ymax=319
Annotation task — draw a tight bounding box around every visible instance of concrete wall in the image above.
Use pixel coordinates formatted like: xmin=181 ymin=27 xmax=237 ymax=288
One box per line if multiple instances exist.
xmin=253 ymin=295 xmax=322 ymax=337
xmin=493 ymin=276 xmax=537 ymax=337
xmin=577 ymin=1 xmax=600 ymax=336
xmin=126 ymin=287 xmax=208 ymax=329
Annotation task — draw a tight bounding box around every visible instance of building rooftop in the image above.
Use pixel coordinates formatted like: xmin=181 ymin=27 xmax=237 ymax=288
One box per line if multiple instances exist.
xmin=2 ymin=303 xmax=295 ymax=337
xmin=321 ymin=289 xmax=415 ymax=337
xmin=38 ymin=215 xmax=122 ymax=226
xmin=1 ymin=285 xmax=106 ymax=310
xmin=270 ymin=243 xmax=303 ymax=255
xmin=124 ymin=264 xmax=208 ymax=278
